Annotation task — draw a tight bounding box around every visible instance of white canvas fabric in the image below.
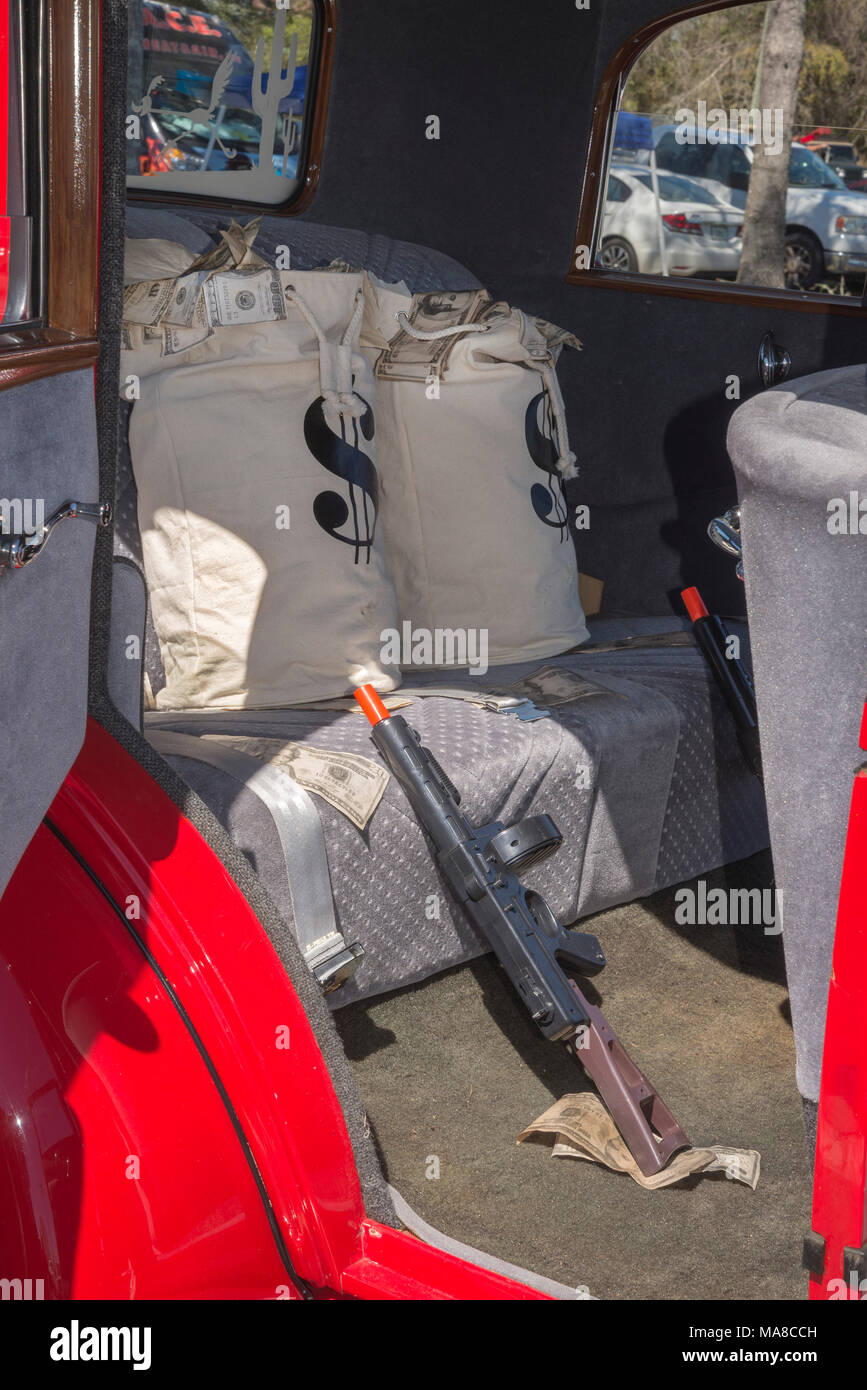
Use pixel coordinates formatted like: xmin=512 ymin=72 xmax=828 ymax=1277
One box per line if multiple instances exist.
xmin=123 ymin=258 xmax=401 ymax=710
xmin=124 ymin=237 xmax=197 ymax=285
xmin=361 ymin=280 xmax=589 ymax=668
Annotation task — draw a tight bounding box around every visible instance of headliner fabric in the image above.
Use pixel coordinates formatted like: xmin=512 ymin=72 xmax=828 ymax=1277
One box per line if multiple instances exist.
xmin=146 ymin=620 xmax=769 ymax=1008
xmin=728 ymin=365 xmax=867 ymax=1103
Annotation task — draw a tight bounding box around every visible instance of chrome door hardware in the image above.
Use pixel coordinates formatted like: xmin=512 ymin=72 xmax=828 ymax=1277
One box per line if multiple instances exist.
xmin=0 ymin=499 xmax=111 ymax=571
xmin=757 ymin=331 xmax=791 ymax=389
xmin=708 ymin=506 xmax=744 ymax=581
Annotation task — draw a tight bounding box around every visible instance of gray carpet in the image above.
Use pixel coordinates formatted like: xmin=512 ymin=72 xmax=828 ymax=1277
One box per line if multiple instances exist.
xmin=335 ymin=851 xmax=812 ymax=1300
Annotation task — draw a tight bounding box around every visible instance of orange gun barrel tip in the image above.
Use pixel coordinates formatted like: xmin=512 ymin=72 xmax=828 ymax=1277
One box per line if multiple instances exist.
xmin=681 ymin=586 xmax=709 ymax=623
xmin=353 ymin=684 xmax=391 ymax=725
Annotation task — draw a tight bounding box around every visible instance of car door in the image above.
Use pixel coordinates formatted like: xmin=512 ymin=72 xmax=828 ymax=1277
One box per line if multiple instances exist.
xmin=0 ymin=0 xmax=104 ymax=898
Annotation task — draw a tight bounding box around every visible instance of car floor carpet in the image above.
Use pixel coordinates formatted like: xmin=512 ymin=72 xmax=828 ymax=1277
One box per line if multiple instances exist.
xmin=334 ymin=850 xmax=812 ymax=1300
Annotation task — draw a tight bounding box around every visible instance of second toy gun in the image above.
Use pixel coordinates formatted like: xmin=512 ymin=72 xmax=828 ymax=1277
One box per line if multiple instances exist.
xmin=354 ymin=684 xmax=690 ymax=1178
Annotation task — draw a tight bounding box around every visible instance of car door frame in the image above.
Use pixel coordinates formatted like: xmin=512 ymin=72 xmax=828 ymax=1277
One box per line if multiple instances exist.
xmin=0 ymin=0 xmax=103 ymax=897
xmin=0 ymin=0 xmax=101 ymax=391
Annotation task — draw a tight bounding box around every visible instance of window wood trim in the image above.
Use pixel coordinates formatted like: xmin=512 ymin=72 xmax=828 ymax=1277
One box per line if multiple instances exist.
xmin=0 ymin=0 xmax=101 ymax=394
xmin=567 ymin=0 xmax=867 ymax=315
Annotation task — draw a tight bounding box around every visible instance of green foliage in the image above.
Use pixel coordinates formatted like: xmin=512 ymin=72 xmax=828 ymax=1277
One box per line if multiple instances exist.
xmin=623 ymin=6 xmax=766 ymax=116
xmin=201 ymin=1 xmax=314 ymax=65
xmin=621 ymin=0 xmax=867 ymax=154
xmin=798 ymin=42 xmax=850 ymax=128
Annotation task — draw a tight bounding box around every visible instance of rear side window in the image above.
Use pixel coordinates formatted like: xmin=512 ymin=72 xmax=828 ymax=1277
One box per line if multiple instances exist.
xmin=126 ymin=1 xmax=328 ymax=208
xmin=576 ymin=0 xmax=867 ymax=301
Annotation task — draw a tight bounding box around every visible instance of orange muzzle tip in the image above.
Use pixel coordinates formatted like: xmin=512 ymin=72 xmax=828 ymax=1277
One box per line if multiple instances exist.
xmin=681 ymin=586 xmax=709 ymax=623
xmin=354 ymin=684 xmax=391 ymax=725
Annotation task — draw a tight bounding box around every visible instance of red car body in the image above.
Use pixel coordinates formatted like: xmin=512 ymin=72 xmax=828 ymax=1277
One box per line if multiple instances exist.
xmin=0 ymin=719 xmax=547 ymax=1300
xmin=1 ymin=0 xmax=865 ymax=1305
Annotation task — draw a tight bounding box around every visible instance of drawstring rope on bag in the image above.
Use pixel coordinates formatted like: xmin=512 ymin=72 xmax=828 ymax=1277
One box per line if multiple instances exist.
xmin=285 ymin=283 xmax=367 ymax=419
xmin=398 ymin=306 xmax=577 ymax=481
xmin=394 ymin=309 xmax=493 ymax=341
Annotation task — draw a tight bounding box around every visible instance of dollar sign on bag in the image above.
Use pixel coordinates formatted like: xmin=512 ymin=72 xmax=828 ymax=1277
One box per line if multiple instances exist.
xmin=304 ymin=390 xmax=378 ymax=564
xmin=526 ymin=390 xmax=568 ymax=541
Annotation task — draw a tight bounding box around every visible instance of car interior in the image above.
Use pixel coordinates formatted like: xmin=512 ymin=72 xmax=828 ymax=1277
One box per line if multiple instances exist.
xmin=3 ymin=0 xmax=865 ymax=1301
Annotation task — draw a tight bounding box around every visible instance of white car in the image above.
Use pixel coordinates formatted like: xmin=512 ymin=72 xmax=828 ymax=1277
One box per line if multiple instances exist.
xmin=652 ymin=126 xmax=867 ymax=287
xmin=599 ymin=165 xmax=743 ymax=277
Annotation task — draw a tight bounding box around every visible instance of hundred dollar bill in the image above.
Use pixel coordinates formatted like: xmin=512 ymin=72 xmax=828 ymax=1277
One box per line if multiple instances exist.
xmin=121 ymin=322 xmax=143 ymax=352
xmin=161 ymin=270 xmax=212 ymax=326
xmin=375 ymin=288 xmax=493 ymax=381
xmin=201 ymin=735 xmax=389 ymax=830
xmin=184 ymin=217 xmax=268 ymax=274
xmin=162 ymin=318 xmax=213 ymax=356
xmin=161 ymin=288 xmax=213 ymax=355
xmin=492 ymin=666 xmax=624 ymax=708
xmin=122 ymin=276 xmax=176 ymax=326
xmin=203 ymin=267 xmax=287 ymax=327
xmin=534 ymin=316 xmax=582 ymax=353
xmin=518 ymin=1093 xmax=761 ymax=1191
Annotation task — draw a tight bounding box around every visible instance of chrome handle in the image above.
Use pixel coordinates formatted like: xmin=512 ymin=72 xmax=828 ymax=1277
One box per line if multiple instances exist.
xmin=757 ymin=330 xmax=791 ymax=389
xmin=708 ymin=506 xmax=744 ymax=582
xmin=0 ymin=499 xmax=111 ymax=571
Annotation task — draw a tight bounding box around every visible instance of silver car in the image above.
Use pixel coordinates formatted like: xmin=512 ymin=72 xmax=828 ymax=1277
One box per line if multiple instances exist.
xmin=599 ymin=165 xmax=743 ymax=277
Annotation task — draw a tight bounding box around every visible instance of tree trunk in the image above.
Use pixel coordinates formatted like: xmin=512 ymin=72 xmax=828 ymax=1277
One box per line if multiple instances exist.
xmin=736 ymin=0 xmax=806 ymax=287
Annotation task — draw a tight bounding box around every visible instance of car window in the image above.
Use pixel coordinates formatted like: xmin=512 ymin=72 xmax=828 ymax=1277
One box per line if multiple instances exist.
xmin=632 ymin=171 xmax=723 ymax=206
xmin=584 ymin=0 xmax=867 ymax=299
xmin=126 ymin=1 xmax=324 ymax=206
xmin=788 ymin=143 xmax=847 ymax=189
xmin=606 ymin=176 xmax=632 ymax=203
xmin=655 ymin=133 xmax=713 ymax=178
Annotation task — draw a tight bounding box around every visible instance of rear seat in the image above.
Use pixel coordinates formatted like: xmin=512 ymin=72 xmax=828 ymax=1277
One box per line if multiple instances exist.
xmin=115 ymin=207 xmax=769 ymax=1007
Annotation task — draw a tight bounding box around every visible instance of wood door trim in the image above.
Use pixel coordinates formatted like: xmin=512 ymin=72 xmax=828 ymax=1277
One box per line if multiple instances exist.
xmin=0 ymin=0 xmax=102 ymax=394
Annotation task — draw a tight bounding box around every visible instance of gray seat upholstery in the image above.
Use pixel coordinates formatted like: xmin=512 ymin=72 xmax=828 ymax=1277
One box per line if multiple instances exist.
xmin=145 ymin=625 xmax=768 ymax=1008
xmin=115 ymin=206 xmax=769 ymax=1011
xmin=728 ymin=365 xmax=867 ymax=1103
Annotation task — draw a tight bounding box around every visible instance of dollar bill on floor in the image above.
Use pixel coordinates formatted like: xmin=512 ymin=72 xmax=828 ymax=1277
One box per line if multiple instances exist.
xmin=495 ymin=666 xmax=625 ymax=708
xmin=201 ymin=736 xmax=389 ymax=830
xmin=517 ymin=1093 xmax=760 ymax=1191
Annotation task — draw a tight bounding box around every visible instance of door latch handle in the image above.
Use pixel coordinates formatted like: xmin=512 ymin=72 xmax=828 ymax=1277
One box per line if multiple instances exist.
xmin=0 ymin=499 xmax=111 ymax=571
xmin=708 ymin=506 xmax=744 ymax=581
xmin=757 ymin=330 xmax=791 ymax=388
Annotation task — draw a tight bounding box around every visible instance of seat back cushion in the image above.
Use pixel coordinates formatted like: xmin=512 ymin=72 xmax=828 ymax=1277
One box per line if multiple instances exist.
xmin=727 ymin=364 xmax=867 ymax=1102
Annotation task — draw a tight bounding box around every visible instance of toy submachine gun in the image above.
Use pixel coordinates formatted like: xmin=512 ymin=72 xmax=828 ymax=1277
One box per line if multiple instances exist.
xmin=354 ymin=683 xmax=690 ymax=1178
